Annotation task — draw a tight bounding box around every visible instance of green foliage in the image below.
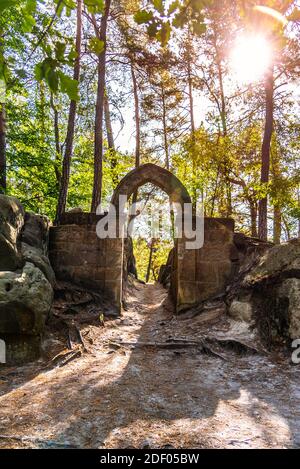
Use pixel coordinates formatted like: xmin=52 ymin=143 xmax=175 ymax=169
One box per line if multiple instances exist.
xmin=35 ymin=59 xmax=79 ymax=100
xmin=84 ymin=0 xmax=104 ymax=14
xmin=88 ymin=37 xmax=104 ymax=55
xmin=134 ymin=10 xmax=154 ymax=25
xmin=0 ymin=0 xmax=18 ymax=14
xmin=133 ymin=237 xmax=172 ymax=282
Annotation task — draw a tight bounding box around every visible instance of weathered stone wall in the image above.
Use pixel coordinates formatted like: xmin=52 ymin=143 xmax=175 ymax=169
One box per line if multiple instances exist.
xmin=173 ymin=218 xmax=237 ymax=312
xmin=50 ymin=214 xmax=236 ymax=315
xmin=49 ymin=213 xmax=123 ymax=312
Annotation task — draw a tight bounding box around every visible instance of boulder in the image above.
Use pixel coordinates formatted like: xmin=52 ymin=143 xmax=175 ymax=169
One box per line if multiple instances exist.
xmin=21 ymin=212 xmax=51 ymax=254
xmin=0 ymin=196 xmax=54 ymax=364
xmin=0 ymin=195 xmax=24 ymax=271
xmin=277 ymin=278 xmax=300 ymax=340
xmin=244 ymin=238 xmax=300 ymax=286
xmin=21 ymin=242 xmax=56 ymax=286
xmin=227 ymin=238 xmax=300 ymax=344
xmin=0 ymin=262 xmax=53 ymax=335
xmin=229 ymin=298 xmax=253 ymax=322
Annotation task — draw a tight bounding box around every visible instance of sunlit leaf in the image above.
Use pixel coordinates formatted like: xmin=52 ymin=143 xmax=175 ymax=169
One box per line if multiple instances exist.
xmin=84 ymin=0 xmax=104 ymax=14
xmin=168 ymin=0 xmax=179 ymax=16
xmin=55 ymin=41 xmax=66 ymax=61
xmin=88 ymin=37 xmax=104 ymax=55
xmin=45 ymin=68 xmax=59 ymax=92
xmin=157 ymin=21 xmax=171 ymax=46
xmin=59 ymin=72 xmax=79 ymax=101
xmin=134 ymin=10 xmax=154 ymax=25
xmin=152 ymin=0 xmax=164 ymax=14
xmin=192 ymin=21 xmax=206 ymax=36
xmin=0 ymin=0 xmax=17 ymax=13
xmin=147 ymin=22 xmax=159 ymax=38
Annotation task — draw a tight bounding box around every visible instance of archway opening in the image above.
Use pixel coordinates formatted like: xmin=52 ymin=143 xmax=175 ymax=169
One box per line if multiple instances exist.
xmin=128 ymin=183 xmax=174 ymax=286
xmin=110 ymin=163 xmax=192 ymax=305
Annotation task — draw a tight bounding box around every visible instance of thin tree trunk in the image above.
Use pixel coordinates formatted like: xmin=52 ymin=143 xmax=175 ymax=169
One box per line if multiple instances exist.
xmin=91 ymin=0 xmax=111 ymax=213
xmin=185 ymin=29 xmax=198 ymax=210
xmin=258 ymin=65 xmax=274 ymax=240
xmin=130 ymin=62 xmax=140 ymax=212
xmin=131 ymin=63 xmax=140 ymax=169
xmin=212 ymin=29 xmax=232 ymax=217
xmin=55 ymin=0 xmax=82 ymax=222
xmin=146 ymin=239 xmax=154 ymax=283
xmin=0 ymin=29 xmax=6 ymax=194
xmin=187 ymin=59 xmax=195 ymax=136
xmin=50 ymin=93 xmax=61 ymax=185
xmin=273 ymin=205 xmax=281 ymax=244
xmin=0 ymin=102 xmax=6 ymax=194
xmin=104 ymin=90 xmax=115 ymax=151
xmin=249 ymin=200 xmax=258 ymax=238
xmin=104 ymin=88 xmax=118 ymax=185
xmin=161 ymin=84 xmax=169 ymax=170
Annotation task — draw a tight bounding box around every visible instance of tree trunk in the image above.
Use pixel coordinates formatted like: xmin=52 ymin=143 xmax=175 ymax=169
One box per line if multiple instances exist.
xmin=104 ymin=90 xmax=115 ymax=151
xmin=131 ymin=63 xmax=140 ymax=169
xmin=0 ymin=102 xmax=6 ymax=194
xmin=258 ymin=65 xmax=274 ymax=240
xmin=0 ymin=29 xmax=6 ymax=194
xmin=91 ymin=0 xmax=111 ymax=213
xmin=104 ymin=89 xmax=118 ymax=185
xmin=55 ymin=0 xmax=82 ymax=223
xmin=130 ymin=62 xmax=140 ymax=212
xmin=161 ymin=84 xmax=169 ymax=170
xmin=249 ymin=200 xmax=258 ymax=238
xmin=212 ymin=29 xmax=232 ymax=217
xmin=273 ymin=205 xmax=281 ymax=244
xmin=187 ymin=59 xmax=195 ymax=136
xmin=145 ymin=240 xmax=154 ymax=283
xmin=50 ymin=93 xmax=61 ymax=186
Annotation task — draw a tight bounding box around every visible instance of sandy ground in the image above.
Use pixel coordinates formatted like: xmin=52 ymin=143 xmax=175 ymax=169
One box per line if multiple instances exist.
xmin=0 ymin=282 xmax=299 ymax=449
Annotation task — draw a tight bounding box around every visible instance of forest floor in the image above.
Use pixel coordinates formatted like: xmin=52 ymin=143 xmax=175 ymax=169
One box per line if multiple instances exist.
xmin=0 ymin=281 xmax=299 ymax=449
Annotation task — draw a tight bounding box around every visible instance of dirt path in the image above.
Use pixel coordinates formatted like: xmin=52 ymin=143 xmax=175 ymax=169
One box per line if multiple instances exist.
xmin=0 ymin=282 xmax=299 ymax=449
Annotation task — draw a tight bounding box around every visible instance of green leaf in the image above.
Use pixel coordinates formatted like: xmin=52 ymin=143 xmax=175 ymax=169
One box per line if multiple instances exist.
xmin=157 ymin=21 xmax=171 ymax=46
xmin=88 ymin=37 xmax=104 ymax=55
xmin=34 ymin=62 xmax=44 ymax=81
xmin=25 ymin=0 xmax=37 ymax=15
xmin=172 ymin=12 xmax=185 ymax=28
xmin=192 ymin=21 xmax=206 ymax=36
xmin=59 ymin=72 xmax=79 ymax=101
xmin=55 ymin=41 xmax=66 ymax=61
xmin=0 ymin=0 xmax=17 ymax=13
xmin=153 ymin=0 xmax=164 ymax=14
xmin=68 ymin=47 xmax=78 ymax=62
xmin=84 ymin=0 xmax=104 ymax=14
xmin=167 ymin=0 xmax=179 ymax=16
xmin=16 ymin=69 xmax=27 ymax=79
xmin=22 ymin=13 xmax=36 ymax=33
xmin=45 ymin=68 xmax=59 ymax=92
xmin=134 ymin=10 xmax=154 ymax=25
xmin=147 ymin=22 xmax=159 ymax=38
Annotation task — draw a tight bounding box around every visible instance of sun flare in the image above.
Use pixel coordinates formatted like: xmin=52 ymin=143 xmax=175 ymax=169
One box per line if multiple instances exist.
xmin=230 ymin=35 xmax=272 ymax=84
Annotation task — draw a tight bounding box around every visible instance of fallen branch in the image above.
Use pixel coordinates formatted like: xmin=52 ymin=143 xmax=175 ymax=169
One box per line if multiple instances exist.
xmin=43 ymin=349 xmax=82 ymax=369
xmin=107 ymin=339 xmax=227 ymax=360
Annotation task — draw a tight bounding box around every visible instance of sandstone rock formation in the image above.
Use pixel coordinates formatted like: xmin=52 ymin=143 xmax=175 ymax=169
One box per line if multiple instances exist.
xmin=0 ymin=196 xmax=54 ymax=364
xmin=228 ymin=237 xmax=300 ymax=344
xmin=0 ymin=195 xmax=24 ymax=271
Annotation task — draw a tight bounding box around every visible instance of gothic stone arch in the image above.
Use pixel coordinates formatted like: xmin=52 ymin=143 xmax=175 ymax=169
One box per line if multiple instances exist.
xmin=109 ymin=163 xmax=192 ymax=310
xmin=111 ymin=163 xmax=192 ymax=208
xmin=108 ymin=164 xmax=235 ymax=314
